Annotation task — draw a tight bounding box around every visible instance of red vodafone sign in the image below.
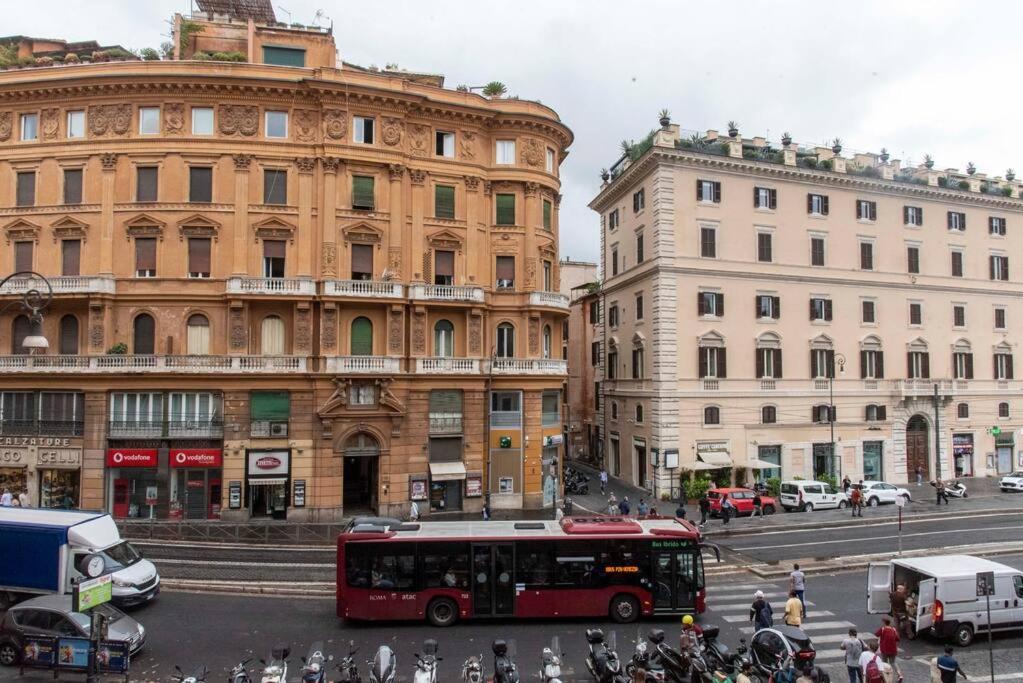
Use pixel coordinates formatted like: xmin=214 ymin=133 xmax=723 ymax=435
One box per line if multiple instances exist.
xmin=106 ymin=448 xmax=158 ymax=467
xmin=170 ymin=449 xmax=223 ymax=469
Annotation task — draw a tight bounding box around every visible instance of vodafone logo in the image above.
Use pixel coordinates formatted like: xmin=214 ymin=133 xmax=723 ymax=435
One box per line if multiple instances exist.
xmin=106 ymin=448 xmax=158 ymax=467
xmin=170 ymin=449 xmax=223 ymax=468
xmin=255 ymin=456 xmax=281 ymax=470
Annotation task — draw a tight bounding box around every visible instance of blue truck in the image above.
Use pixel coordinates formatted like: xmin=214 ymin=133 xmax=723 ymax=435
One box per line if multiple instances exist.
xmin=0 ymin=508 xmax=159 ymax=607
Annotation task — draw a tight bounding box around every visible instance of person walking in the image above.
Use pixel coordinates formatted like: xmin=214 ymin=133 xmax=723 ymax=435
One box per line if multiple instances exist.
xmin=915 ymin=465 xmax=923 ymax=487
xmin=859 ymin=641 xmax=891 ymax=683
xmin=840 ymin=628 xmax=865 ymax=683
xmin=752 ymin=491 xmax=764 ymax=518
xmin=749 ymin=590 xmax=773 ymax=631
xmin=607 ymin=492 xmax=618 ymax=515
xmin=783 ymin=589 xmax=803 ymax=627
xmin=874 ymin=616 xmax=901 ymax=681
xmin=409 ymin=499 xmax=420 ymax=522
xmin=850 ymin=484 xmax=864 ymax=517
xmin=482 ymin=500 xmax=491 ymax=521
xmin=599 ymin=466 xmax=608 ymax=495
xmin=698 ymin=493 xmax=710 ymax=527
xmin=720 ymin=494 xmax=734 ymax=525
xmin=637 ymin=498 xmax=649 ymax=517
xmin=842 ymin=475 xmax=852 ymax=494
xmin=790 ymin=563 xmax=807 ymax=618
xmin=674 ymin=500 xmax=687 ymax=520
xmin=0 ymin=489 xmax=11 ymax=507
xmin=17 ymin=490 xmax=29 ymax=508
xmin=936 ymin=646 xmax=967 ymax=682
xmin=618 ymin=496 xmax=630 ymax=516
xmin=935 ymin=479 xmax=949 ymax=505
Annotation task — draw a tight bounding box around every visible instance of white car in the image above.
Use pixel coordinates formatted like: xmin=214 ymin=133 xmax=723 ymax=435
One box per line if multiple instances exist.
xmin=779 ymin=480 xmax=848 ymax=512
xmin=1000 ymin=471 xmax=1023 ymax=492
xmin=853 ymin=480 xmax=913 ymax=507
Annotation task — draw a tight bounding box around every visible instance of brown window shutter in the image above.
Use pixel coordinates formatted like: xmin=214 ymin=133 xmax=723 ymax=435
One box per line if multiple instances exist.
xmin=921 ymin=352 xmax=930 ymax=378
xmin=769 ymin=189 xmax=777 ymax=209
xmin=810 ymin=350 xmax=818 ymax=377
xmin=698 ymin=348 xmax=707 ymax=378
xmin=496 ymin=255 xmax=514 ymax=281
xmin=188 ymin=238 xmax=212 ymax=275
xmin=16 ymin=172 xmax=35 ymax=207
xmin=135 ymin=238 xmax=156 ymax=271
xmin=755 ymin=347 xmax=764 ymax=378
xmin=876 ymin=352 xmax=884 ymax=378
xmin=713 ymin=181 xmax=721 ymax=203
xmin=61 ymin=240 xmax=81 ymax=276
xmin=351 ymin=243 xmax=373 ymax=275
xmin=435 ymin=250 xmax=454 ymax=277
xmin=698 ymin=292 xmax=706 ymax=316
xmin=1008 ymin=355 xmax=1015 ymax=380
xmin=774 ymin=349 xmax=783 ymax=378
xmin=772 ymin=296 xmax=781 ymax=319
xmin=753 ymin=186 xmax=759 ymax=207
xmin=263 ymin=240 xmax=286 ymax=259
xmin=718 ymin=348 xmax=727 ymax=378
xmin=806 ymin=193 xmax=813 ymax=213
xmin=63 ymin=169 xmax=83 ymax=205
xmin=11 ymin=315 xmax=31 ymax=354
xmin=822 ymin=196 xmax=829 ymax=215
xmin=856 ymin=201 xmax=863 ymax=220
xmin=59 ymin=315 xmax=79 ymax=355
xmin=14 ymin=241 xmax=33 ymax=272
xmin=825 ymin=299 xmax=833 ymax=321
xmin=716 ymin=293 xmax=725 ymax=316
xmin=133 ymin=314 xmax=156 ymax=355
xmin=136 ymin=167 xmax=158 ymax=202
xmin=965 ymin=353 xmax=974 ymax=379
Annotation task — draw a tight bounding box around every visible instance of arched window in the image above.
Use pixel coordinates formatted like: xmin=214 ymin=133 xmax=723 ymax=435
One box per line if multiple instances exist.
xmin=434 ymin=320 xmax=454 ymax=357
xmin=11 ymin=315 xmax=31 ymax=355
xmin=187 ymin=314 xmax=210 ymax=355
xmin=957 ymin=402 xmax=969 ymax=419
xmin=59 ymin=315 xmax=79 ymax=355
xmin=704 ymin=406 xmax=720 ymax=425
xmin=261 ymin=315 xmax=285 ymax=355
xmin=542 ymin=325 xmax=552 ymax=359
xmin=697 ymin=331 xmax=726 ymax=379
xmin=133 ymin=313 xmax=155 ymax=355
xmin=350 ymin=317 xmax=373 ymax=356
xmin=496 ymin=322 xmax=515 ymax=358
xmin=761 ymin=406 xmax=777 ymax=424
xmin=635 ymin=404 xmax=644 ymax=423
xmin=999 ymin=402 xmax=1010 ymax=418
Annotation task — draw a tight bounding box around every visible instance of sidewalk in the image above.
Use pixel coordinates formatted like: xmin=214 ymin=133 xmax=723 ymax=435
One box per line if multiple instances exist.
xmin=566 ymin=461 xmax=695 ymax=517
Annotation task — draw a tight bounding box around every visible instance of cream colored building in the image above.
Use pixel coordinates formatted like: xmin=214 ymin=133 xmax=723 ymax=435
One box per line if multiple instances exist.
xmin=590 ymin=121 xmax=1023 ymax=496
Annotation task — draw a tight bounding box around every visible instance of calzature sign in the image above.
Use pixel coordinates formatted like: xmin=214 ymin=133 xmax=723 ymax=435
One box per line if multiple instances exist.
xmin=106 ymin=449 xmax=159 ymax=467
xmin=170 ymin=449 xmax=223 ymax=468
xmin=247 ymin=451 xmax=289 ymax=476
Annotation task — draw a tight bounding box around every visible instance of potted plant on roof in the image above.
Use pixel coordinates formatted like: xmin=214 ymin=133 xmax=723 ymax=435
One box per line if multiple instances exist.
xmin=781 ymin=131 xmax=792 ymax=147
xmin=880 ymin=148 xmax=890 ymax=163
xmin=600 ymin=168 xmax=609 ymax=182
xmin=727 ymin=121 xmax=739 ymax=138
xmin=831 ymin=138 xmax=843 ymax=155
xmin=658 ymin=108 xmax=671 ymax=128
xmin=966 ymin=162 xmax=976 ymax=176
xmin=620 ymin=139 xmax=633 ymax=158
xmin=924 ymin=154 xmax=934 ymax=169
xmin=1007 ymin=169 xmax=1016 ymax=182
xmin=481 ymin=81 xmax=507 ymax=98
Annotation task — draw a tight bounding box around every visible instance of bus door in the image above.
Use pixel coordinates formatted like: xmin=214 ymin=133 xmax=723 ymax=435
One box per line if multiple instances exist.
xmin=651 ymin=550 xmax=698 ymax=612
xmin=471 ymin=544 xmax=515 ymax=617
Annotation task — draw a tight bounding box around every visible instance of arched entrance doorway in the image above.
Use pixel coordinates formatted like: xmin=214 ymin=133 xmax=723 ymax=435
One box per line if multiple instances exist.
xmin=906 ymin=415 xmax=929 ymax=480
xmin=343 ymin=432 xmax=379 ymax=512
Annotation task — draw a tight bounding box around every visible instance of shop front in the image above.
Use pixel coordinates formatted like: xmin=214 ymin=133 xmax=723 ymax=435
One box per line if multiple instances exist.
xmin=862 ymin=441 xmax=884 ymax=480
xmin=952 ymin=433 xmax=974 ymax=477
xmin=542 ymin=434 xmax=563 ymax=508
xmin=246 ymin=450 xmax=290 ymax=519
xmin=169 ymin=448 xmax=223 ymax=520
xmin=428 ymin=436 xmax=465 ymax=512
xmin=996 ymin=433 xmax=1014 ymax=475
xmin=1 ymin=437 xmax=83 ymax=509
xmin=107 ymin=448 xmax=162 ymax=519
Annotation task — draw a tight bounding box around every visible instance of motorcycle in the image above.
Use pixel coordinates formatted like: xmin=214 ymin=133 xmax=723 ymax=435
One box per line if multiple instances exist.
xmin=370 ymin=645 xmax=397 ymax=683
xmin=700 ymin=626 xmax=738 ymax=675
xmin=945 ymin=480 xmax=968 ymax=498
xmin=585 ymin=629 xmax=628 ymax=683
xmin=461 ymin=653 xmax=484 ymax=683
xmin=627 ymin=629 xmax=689 ymax=683
xmin=229 ymin=658 xmax=253 ymax=683
xmin=492 ymin=639 xmax=520 ymax=683
xmin=412 ymin=639 xmax=440 ymax=683
xmin=300 ymin=642 xmax=329 ymax=683
xmin=540 ymin=636 xmax=563 ymax=683
xmin=172 ymin=665 xmax=208 ymax=683
xmin=336 ymin=644 xmax=362 ymax=683
xmin=259 ymin=645 xmax=290 ymax=683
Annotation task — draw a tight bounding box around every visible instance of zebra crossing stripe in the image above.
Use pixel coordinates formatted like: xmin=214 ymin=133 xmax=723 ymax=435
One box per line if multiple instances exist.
xmin=722 ymin=610 xmax=832 ymax=623
xmin=739 ymin=620 xmax=854 ymax=634
xmin=708 ymin=599 xmax=815 ymax=611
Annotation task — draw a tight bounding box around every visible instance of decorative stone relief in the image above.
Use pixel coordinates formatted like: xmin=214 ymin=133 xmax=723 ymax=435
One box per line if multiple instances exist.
xmin=528 ymin=317 xmax=540 ymax=355
xmin=295 ymin=306 xmax=312 ymax=353
xmin=0 ymin=112 xmax=11 ymax=141
xmin=294 ymin=110 xmax=318 ymax=142
xmin=218 ymin=104 xmax=258 ymax=137
xmin=88 ymin=104 xmax=131 ymax=137
xmin=407 ymin=124 xmax=430 ymax=157
xmin=524 ymin=182 xmax=539 ymax=197
xmin=464 ymin=175 xmax=481 ymax=191
xmin=295 ymin=157 xmax=317 ymax=173
xmin=408 ymin=168 xmax=427 ymax=186
xmin=51 ymin=217 xmax=89 ymax=243
xmin=322 ymin=306 xmax=338 ymax=352
xmin=4 ymin=221 xmax=41 ymax=245
xmin=322 ymin=156 xmax=342 ymax=173
xmin=89 ymin=305 xmax=105 ymax=349
xmin=229 ymin=306 xmax=246 ymax=350
xmin=525 ymin=256 xmax=537 ymax=289
xmin=388 ymin=308 xmax=403 ymax=354
xmin=100 ymin=153 xmax=118 ymax=170
xmin=468 ymin=314 xmax=482 ymax=356
xmin=459 ymin=130 xmax=478 ymax=160
xmin=322 ymin=242 xmax=337 ymax=276
xmin=411 ymin=310 xmax=427 ymax=354
xmin=388 ymin=246 xmax=402 ymax=274
xmin=388 ymin=164 xmax=405 ymax=181
xmin=323 ymin=109 xmax=347 ymax=140
xmin=40 ymin=108 xmax=60 ymax=141
xmin=177 ymin=217 xmax=219 ymax=242
xmin=483 ymin=181 xmax=492 ymax=196
xmin=520 ymin=138 xmax=545 ymax=168
xmin=381 ymin=117 xmax=404 ymax=146
xmin=163 ymin=103 xmax=185 ymax=135
xmin=421 ymin=252 xmax=432 ymax=284
xmin=555 ymin=193 xmax=563 ymax=208
xmin=376 ymin=378 xmax=406 ymax=414
xmin=426 ymin=230 xmax=463 ymax=251
xmin=232 ymin=153 xmax=252 ymax=170
xmin=319 ymin=377 xmax=350 ymax=415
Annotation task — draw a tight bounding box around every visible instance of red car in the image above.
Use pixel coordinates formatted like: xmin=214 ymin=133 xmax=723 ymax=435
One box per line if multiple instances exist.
xmin=706 ymin=487 xmax=777 ymax=516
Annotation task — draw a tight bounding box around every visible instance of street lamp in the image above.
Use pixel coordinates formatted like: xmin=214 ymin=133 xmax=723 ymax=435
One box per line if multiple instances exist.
xmin=830 ymin=352 xmax=846 ymax=480
xmin=0 ymin=270 xmax=53 ymax=353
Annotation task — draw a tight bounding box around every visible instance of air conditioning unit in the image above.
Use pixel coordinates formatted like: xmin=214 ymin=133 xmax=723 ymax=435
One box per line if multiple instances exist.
xmin=269 ymin=421 xmax=289 ymax=437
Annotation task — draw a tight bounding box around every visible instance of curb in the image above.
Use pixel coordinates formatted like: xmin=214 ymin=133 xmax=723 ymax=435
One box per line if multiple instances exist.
xmin=160 ymin=578 xmax=334 ymax=598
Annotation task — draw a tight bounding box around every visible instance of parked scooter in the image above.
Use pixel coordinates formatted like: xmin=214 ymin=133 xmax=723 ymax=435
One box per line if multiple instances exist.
xmin=700 ymin=626 xmax=738 ymax=675
xmin=628 ymin=629 xmax=686 ymax=682
xmin=172 ymin=665 xmax=208 ymax=683
xmin=540 ymin=636 xmax=563 ymax=683
xmin=259 ymin=645 xmax=290 ymax=683
xmin=300 ymin=642 xmax=329 ymax=683
xmin=492 ymin=640 xmax=520 ymax=683
xmin=412 ymin=639 xmax=440 ymax=683
xmin=461 ymin=653 xmax=484 ymax=683
xmin=229 ymin=658 xmax=253 ymax=683
xmin=336 ymin=644 xmax=362 ymax=683
xmin=370 ymin=645 xmax=397 ymax=683
xmin=945 ymin=480 xmax=968 ymax=498
xmin=584 ymin=629 xmax=627 ymax=683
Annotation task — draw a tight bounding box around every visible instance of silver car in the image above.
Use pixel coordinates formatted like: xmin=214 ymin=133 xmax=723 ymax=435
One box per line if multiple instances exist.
xmin=0 ymin=595 xmax=145 ymax=666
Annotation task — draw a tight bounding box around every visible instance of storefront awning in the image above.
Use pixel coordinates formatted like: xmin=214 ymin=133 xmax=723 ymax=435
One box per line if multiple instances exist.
xmin=429 ymin=461 xmax=467 ymax=481
xmin=688 ymin=461 xmax=719 ymax=471
xmin=746 ymin=458 xmax=781 ymax=470
xmin=247 ymin=477 xmax=287 ymax=486
xmin=697 ymin=450 xmax=733 ymax=468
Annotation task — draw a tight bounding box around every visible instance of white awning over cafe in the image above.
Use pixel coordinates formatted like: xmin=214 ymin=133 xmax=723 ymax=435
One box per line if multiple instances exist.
xmin=429 ymin=461 xmax=467 ymax=481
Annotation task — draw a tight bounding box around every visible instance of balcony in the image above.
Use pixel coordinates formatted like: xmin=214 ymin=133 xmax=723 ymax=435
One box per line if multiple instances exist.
xmin=0 ymin=420 xmax=84 ymax=437
xmin=322 ymin=280 xmax=404 ymax=299
xmin=0 ymin=355 xmax=307 ymax=373
xmin=108 ymin=419 xmax=224 ymax=440
xmin=0 ymin=276 xmax=115 ymax=296
xmin=226 ymin=277 xmax=316 ymax=296
xmin=490 ymin=411 xmax=522 ymax=428
xmin=429 ymin=414 xmax=463 ymax=434
xmin=325 ymin=356 xmax=401 ymax=374
xmin=409 ymin=284 xmax=485 ymax=303
xmin=415 ymin=357 xmax=481 ymax=374
xmin=895 ymin=379 xmax=955 ymax=399
xmin=166 ymin=420 xmax=225 ymax=439
xmin=529 ymin=291 xmax=570 ymax=310
xmin=486 ymin=358 xmax=567 ymax=375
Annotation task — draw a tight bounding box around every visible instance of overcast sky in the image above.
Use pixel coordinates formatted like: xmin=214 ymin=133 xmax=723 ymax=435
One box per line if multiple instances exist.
xmin=11 ymin=0 xmax=1023 ymax=264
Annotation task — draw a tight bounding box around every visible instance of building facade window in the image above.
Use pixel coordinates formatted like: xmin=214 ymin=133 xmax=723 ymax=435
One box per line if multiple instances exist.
xmin=263 ymin=169 xmax=287 ymax=205
xmin=810 ymin=236 xmax=826 ymax=266
xmin=907 ymin=245 xmax=920 ymax=274
xmin=948 ymin=211 xmax=966 ymax=231
xmin=495 ymin=140 xmax=515 ymax=164
xmin=58 ymin=315 xmax=79 ymax=355
xmin=698 ymin=291 xmax=724 ymax=317
xmin=435 ymin=131 xmax=455 ymax=157
xmin=189 ymin=167 xmax=213 ymax=203
xmin=631 ymin=347 xmax=644 ymax=378
xmin=188 ymin=238 xmax=212 ymax=278
xmin=496 ymin=323 xmax=515 ymax=358
xmin=261 ymin=316 xmax=285 ymax=355
xmin=700 ymin=226 xmax=716 ymax=258
xmin=909 ymin=302 xmax=923 ymax=326
xmin=635 ymin=232 xmax=644 ymax=263
xmin=67 ymin=110 xmax=85 ymax=138
xmin=908 ymin=349 xmax=930 ymax=379
xmin=542 ymin=325 xmax=553 ymax=359
xmin=20 ymin=113 xmax=38 ymax=141
xmin=264 ymin=110 xmax=288 ymax=138
xmin=697 ymin=180 xmax=720 ymax=203
xmin=262 ymin=240 xmax=285 ymax=278
xmin=862 ymin=300 xmax=876 ymax=324
xmin=756 ymin=347 xmax=783 ymax=379
xmin=434 ymin=320 xmax=454 ymax=357
xmin=434 ymin=250 xmax=454 ymax=286
xmin=353 ymin=116 xmax=374 ymax=144
xmin=761 ymin=406 xmax=777 ymax=424
xmin=990 ymin=216 xmax=1007 ymax=236
xmin=633 ymin=188 xmax=646 ymax=211
xmin=754 ymin=187 xmax=777 ymax=209
xmin=810 ymin=348 xmax=835 ymax=378
xmin=191 ymin=107 xmax=214 ymax=135
xmin=703 ymin=406 xmax=720 ymax=425
xmin=953 ymin=304 xmax=966 ymax=328
xmin=495 ymin=256 xmax=515 ymax=289
xmin=63 ymin=168 xmax=83 ymax=205
xmin=698 ymin=345 xmax=726 ymax=378
xmin=860 ymin=348 xmax=884 ymax=379
xmin=134 ymin=237 xmax=156 ymax=277
xmin=16 ymin=171 xmax=35 ymax=207
xmin=856 ymin=199 xmax=878 ymax=221
xmin=61 ymin=239 xmax=81 ymax=277
xmin=807 ymin=193 xmax=829 ymax=215
xmin=757 ymin=232 xmax=773 ymax=262
xmin=757 ymin=294 xmax=781 ymax=319
xmin=904 ymin=206 xmax=923 ymax=226
xmin=999 ymin=402 xmax=1010 ymax=418
xmin=860 ymin=241 xmax=874 ymax=270
xmin=957 ymin=402 xmax=969 ymax=419
xmin=138 ymin=107 xmax=160 ymax=135
xmin=435 ymin=184 xmax=455 ymax=219
xmin=350 ymin=317 xmax=373 ymax=356
xmin=495 ymin=193 xmax=515 ymax=225
xmin=185 ymin=314 xmax=210 ymax=355
xmin=990 ymin=254 xmax=1009 ymax=281
xmin=352 ymin=176 xmax=375 ymax=210
xmin=133 ymin=314 xmax=156 ymax=354
xmin=995 ymin=307 xmax=1007 ymax=330
xmin=951 ymin=250 xmax=964 ymax=277
xmin=994 ymin=351 xmax=1014 ymax=380
xmin=809 ymin=297 xmax=832 ymax=322
xmin=865 ymin=404 xmax=887 ymax=421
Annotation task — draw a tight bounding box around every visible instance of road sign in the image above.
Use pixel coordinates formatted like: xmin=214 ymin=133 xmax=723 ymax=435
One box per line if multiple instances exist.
xmin=895 ymin=494 xmax=906 ymax=508
xmin=73 ymin=574 xmax=112 ymax=612
xmin=976 ymin=571 xmax=995 ymax=597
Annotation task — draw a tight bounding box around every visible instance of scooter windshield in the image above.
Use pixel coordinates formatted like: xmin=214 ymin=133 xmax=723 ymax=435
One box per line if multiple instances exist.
xmin=373 ymin=647 xmax=395 ymax=679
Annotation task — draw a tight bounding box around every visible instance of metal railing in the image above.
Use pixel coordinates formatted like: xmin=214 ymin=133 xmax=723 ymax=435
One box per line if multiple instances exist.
xmin=0 ymin=420 xmax=84 ymax=436
xmin=108 ymin=419 xmax=224 ymax=439
xmin=429 ymin=415 xmax=463 ymax=434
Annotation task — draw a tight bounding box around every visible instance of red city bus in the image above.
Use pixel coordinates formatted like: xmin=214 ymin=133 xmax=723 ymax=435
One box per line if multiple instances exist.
xmin=336 ymin=516 xmax=717 ymax=626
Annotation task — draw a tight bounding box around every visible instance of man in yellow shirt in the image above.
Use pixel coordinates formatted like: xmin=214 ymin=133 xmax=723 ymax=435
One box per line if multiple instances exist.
xmin=784 ymin=589 xmax=803 ymax=626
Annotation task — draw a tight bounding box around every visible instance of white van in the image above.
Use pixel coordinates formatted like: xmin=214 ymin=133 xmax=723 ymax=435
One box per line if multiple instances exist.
xmin=779 ymin=480 xmax=847 ymax=512
xmin=867 ymin=555 xmax=1023 ymax=646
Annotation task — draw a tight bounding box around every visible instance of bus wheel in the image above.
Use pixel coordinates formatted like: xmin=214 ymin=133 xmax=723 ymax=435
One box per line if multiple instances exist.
xmin=426 ymin=597 xmax=459 ymax=627
xmin=610 ymin=594 xmax=639 ymax=623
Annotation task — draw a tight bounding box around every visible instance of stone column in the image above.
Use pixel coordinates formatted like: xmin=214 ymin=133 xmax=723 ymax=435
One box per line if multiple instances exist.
xmin=409 ymin=168 xmax=427 ymax=282
xmin=464 ymin=175 xmax=481 ymax=285
xmin=320 ymin=157 xmax=342 ymax=278
xmin=388 ymin=164 xmax=405 ymax=279
xmin=231 ymin=154 xmax=252 ymax=276
xmin=296 ymin=157 xmax=316 ymax=278
xmin=524 ymin=182 xmax=539 ymax=291
xmin=98 ymin=153 xmax=117 ymax=277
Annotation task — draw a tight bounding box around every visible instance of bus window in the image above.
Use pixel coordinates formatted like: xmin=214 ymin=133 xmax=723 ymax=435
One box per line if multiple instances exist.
xmin=555 ymin=544 xmax=598 ymax=586
xmin=347 ymin=542 xmax=416 ymax=590
xmin=422 ymin=543 xmax=470 ymax=589
xmin=515 ymin=543 xmax=554 ymax=587
xmin=346 ymin=543 xmax=372 ymax=587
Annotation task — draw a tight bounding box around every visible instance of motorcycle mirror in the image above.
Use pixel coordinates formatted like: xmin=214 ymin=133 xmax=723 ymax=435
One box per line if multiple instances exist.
xmin=328 ymin=655 xmax=334 ymax=661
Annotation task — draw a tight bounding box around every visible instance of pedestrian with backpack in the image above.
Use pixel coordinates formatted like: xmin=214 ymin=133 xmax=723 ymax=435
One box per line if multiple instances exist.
xmin=840 ymin=628 xmax=866 ymax=683
xmin=720 ymin=494 xmax=734 ymax=525
xmin=790 ymin=563 xmax=807 ymax=618
xmin=859 ymin=640 xmax=891 ymax=683
xmin=749 ymin=590 xmax=773 ymax=631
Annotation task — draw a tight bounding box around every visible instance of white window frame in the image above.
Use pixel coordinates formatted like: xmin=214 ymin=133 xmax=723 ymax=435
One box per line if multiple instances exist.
xmin=191 ymin=107 xmax=214 ymax=136
xmin=858 ymin=200 xmax=875 ymax=221
xmin=994 ymin=306 xmax=1007 ymax=331
xmin=700 ymin=290 xmax=722 ymax=317
xmin=863 ymin=350 xmax=879 ymax=379
xmin=109 ymin=392 xmax=163 ymax=425
xmin=759 ymin=348 xmax=776 ymax=378
xmin=495 ymin=140 xmax=516 ymax=165
xmin=949 ymin=212 xmax=966 ymax=231
xmin=905 ymin=206 xmax=922 ymax=227
xmin=702 ymin=347 xmax=721 ymax=378
xmin=755 ymin=187 xmax=773 ymax=210
xmin=909 ymin=351 xmax=927 ymax=379
xmin=264 ymin=110 xmax=288 ymax=139
xmin=995 ymin=353 xmax=1012 ymax=380
xmin=861 ymin=298 xmax=877 ymax=325
xmin=810 ymin=194 xmax=826 ymax=215
xmin=810 ymin=297 xmax=829 ymax=321
xmin=992 ymin=253 xmax=1009 ymax=281
xmin=20 ymin=113 xmax=39 ymax=141
xmin=353 ymin=116 xmax=374 ymax=144
xmin=138 ymin=107 xmax=160 ymax=135
xmin=66 ymin=110 xmax=85 ymax=139
xmin=908 ymin=301 xmax=923 ymax=327
xmin=436 ymin=130 xmax=455 ymax=158
xmin=546 ymin=147 xmax=556 ymax=173
xmin=698 ymin=180 xmax=716 ymax=203
xmin=757 ymin=294 xmax=777 ymax=320
xmin=859 ymin=239 xmax=875 ymax=271
xmin=952 ymin=303 xmax=967 ymax=329
xmin=809 ymin=233 xmax=827 ymax=266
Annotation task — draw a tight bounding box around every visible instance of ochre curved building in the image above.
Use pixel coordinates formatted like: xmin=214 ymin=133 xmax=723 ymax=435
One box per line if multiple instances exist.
xmin=0 ymin=6 xmax=572 ymax=521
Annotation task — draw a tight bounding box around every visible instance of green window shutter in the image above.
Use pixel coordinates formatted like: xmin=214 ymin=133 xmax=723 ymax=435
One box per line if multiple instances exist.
xmin=350 ymin=317 xmax=373 ymax=355
xmin=352 ymin=176 xmax=375 ymax=210
xmin=543 ymin=199 xmax=552 ymax=230
xmin=250 ymin=391 xmax=290 ymax=421
xmin=435 ymin=185 xmax=455 ymax=219
xmin=262 ymin=46 xmax=306 ymax=67
xmin=495 ymin=194 xmax=515 ymax=225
